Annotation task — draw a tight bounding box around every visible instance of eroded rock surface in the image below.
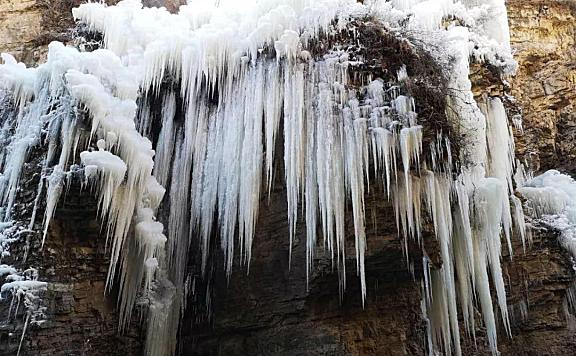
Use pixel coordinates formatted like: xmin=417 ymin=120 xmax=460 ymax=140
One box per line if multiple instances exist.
xmin=507 ymin=0 xmax=576 ymax=175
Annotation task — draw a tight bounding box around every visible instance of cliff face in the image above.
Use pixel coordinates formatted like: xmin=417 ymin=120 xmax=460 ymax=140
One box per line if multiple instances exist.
xmin=0 ymin=1 xmax=575 ymax=355
xmin=507 ymin=0 xmax=576 ymax=175
xmin=0 ymin=0 xmax=44 ymax=65
xmin=496 ymin=1 xmax=576 ymax=353
xmin=0 ymin=152 xmax=142 ymax=355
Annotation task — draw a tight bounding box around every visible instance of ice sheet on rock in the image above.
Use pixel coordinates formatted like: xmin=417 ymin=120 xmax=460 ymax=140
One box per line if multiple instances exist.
xmin=0 ymin=265 xmax=17 ymax=277
xmin=0 ymin=54 xmax=38 ymax=108
xmin=0 ymin=280 xmax=47 ymax=294
xmin=0 ymin=266 xmax=47 ymax=356
xmin=519 ymin=170 xmax=576 ymax=258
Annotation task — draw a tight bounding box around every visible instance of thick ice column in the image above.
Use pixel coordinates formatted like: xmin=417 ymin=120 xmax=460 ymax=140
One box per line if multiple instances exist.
xmin=480 ymin=96 xmax=515 ymax=193
xmin=445 ymin=26 xmax=488 ymax=174
xmin=153 ymin=92 xmax=177 ymax=187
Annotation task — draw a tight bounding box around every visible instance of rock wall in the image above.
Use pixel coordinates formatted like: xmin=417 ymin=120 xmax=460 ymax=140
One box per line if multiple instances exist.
xmin=180 ymin=174 xmax=431 ymax=356
xmin=507 ymin=0 xmax=576 ymax=175
xmin=0 ymin=0 xmax=45 ymax=65
xmin=0 ymin=157 xmax=142 ymax=356
xmin=0 ymin=1 xmax=575 ymax=355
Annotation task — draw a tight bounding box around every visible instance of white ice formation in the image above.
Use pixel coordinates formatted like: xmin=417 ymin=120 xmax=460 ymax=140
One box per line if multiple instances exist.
xmin=519 ymin=170 xmax=576 ymax=258
xmin=0 ymin=0 xmax=535 ymax=355
xmin=0 ymin=266 xmax=47 ymax=356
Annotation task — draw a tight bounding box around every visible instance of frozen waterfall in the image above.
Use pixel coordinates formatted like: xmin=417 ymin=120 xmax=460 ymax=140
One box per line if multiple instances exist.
xmin=0 ymin=0 xmax=531 ymax=355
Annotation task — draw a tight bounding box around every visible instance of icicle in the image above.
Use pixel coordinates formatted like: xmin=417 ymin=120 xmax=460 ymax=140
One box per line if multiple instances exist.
xmin=480 ymin=96 xmax=515 ymax=193
xmin=304 ymin=62 xmax=318 ymax=287
xmin=264 ymin=62 xmax=283 ymax=194
xmin=42 ymin=113 xmax=78 ymax=244
xmin=453 ymin=179 xmax=476 ymax=337
xmin=283 ymin=63 xmax=306 ymax=267
xmin=475 ymin=178 xmax=511 ymax=341
xmin=511 ymin=195 xmax=527 ymax=251
xmin=143 ymin=276 xmax=177 ymax=356
xmin=343 ymin=105 xmax=367 ymax=304
xmin=430 ymin=173 xmax=461 ymax=355
xmin=153 ymin=92 xmax=177 ymax=187
xmin=42 ymin=168 xmax=65 ymax=245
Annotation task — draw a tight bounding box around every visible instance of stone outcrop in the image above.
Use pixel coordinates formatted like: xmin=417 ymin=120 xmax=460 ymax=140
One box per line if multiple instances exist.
xmin=507 ymin=0 xmax=576 ymax=175
xmin=0 ymin=0 xmax=45 ymax=65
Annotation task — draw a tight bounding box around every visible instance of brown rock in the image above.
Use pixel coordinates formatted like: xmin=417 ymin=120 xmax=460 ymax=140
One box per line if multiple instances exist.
xmin=507 ymin=0 xmax=576 ymax=175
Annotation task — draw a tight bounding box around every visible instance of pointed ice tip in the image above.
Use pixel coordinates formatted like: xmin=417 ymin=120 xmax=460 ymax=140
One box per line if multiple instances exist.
xmin=41 ymin=230 xmax=48 ymax=250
